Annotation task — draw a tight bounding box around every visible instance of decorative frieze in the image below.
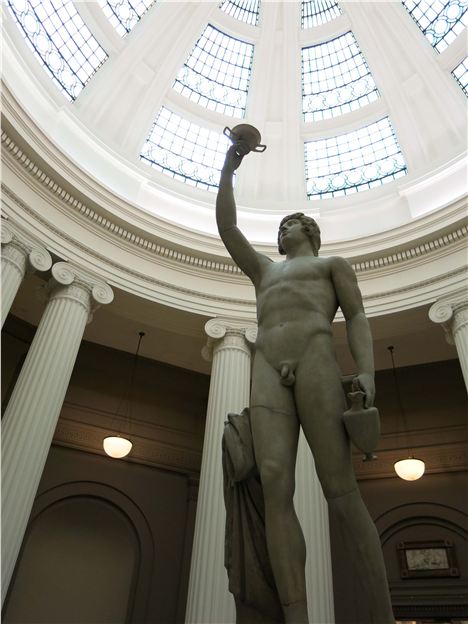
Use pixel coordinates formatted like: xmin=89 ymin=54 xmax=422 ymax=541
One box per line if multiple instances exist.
xmin=2 ymin=131 xmax=466 ymax=277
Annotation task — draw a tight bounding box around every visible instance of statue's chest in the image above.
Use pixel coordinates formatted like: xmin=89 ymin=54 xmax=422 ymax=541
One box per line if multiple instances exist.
xmin=263 ymin=258 xmax=326 ymax=289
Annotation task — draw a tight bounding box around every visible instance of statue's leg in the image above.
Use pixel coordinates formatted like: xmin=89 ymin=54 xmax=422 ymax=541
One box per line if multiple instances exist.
xmin=250 ymin=352 xmax=309 ymax=624
xmin=294 ymin=353 xmax=394 ymax=624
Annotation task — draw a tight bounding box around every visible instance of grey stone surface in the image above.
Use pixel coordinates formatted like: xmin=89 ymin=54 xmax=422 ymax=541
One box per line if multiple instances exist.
xmin=217 ymin=143 xmax=394 ymax=624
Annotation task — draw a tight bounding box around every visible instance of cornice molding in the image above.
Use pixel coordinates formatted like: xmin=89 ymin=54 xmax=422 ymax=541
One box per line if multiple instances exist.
xmin=52 ymin=413 xmax=467 ymax=481
xmin=54 ymin=417 xmax=202 ymax=477
xmin=353 ymin=441 xmax=468 ymax=480
xmin=2 ymin=130 xmax=467 ymax=278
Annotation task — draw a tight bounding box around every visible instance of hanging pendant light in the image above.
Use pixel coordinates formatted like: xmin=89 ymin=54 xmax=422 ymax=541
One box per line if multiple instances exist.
xmin=394 ymin=457 xmax=425 ymax=481
xmin=103 ymin=435 xmax=133 ymax=459
xmin=103 ymin=331 xmax=145 ymax=459
xmin=388 ymin=346 xmax=425 ymax=481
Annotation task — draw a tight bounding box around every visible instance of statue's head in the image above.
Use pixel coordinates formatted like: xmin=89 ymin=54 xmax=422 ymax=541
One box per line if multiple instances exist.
xmin=277 ymin=213 xmax=321 ymax=256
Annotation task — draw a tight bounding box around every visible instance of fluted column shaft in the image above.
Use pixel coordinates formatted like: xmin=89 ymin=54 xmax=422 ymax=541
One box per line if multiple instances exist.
xmin=1 ymin=262 xmax=113 ymax=601
xmin=295 ymin=432 xmax=335 ymax=622
xmin=185 ymin=318 xmax=256 ymax=624
xmin=1 ymin=221 xmax=52 ymax=327
xmin=429 ymin=294 xmax=468 ymax=391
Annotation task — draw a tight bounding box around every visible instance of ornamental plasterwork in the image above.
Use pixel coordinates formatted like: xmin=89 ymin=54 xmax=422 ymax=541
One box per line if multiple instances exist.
xmin=2 ymin=131 xmax=466 ymax=279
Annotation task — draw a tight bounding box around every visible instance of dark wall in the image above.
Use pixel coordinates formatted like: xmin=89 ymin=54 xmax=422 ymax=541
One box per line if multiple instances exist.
xmin=2 ymin=316 xmax=209 ymax=624
xmin=2 ymin=316 xmax=467 ymax=622
xmin=331 ymin=361 xmax=468 ymax=622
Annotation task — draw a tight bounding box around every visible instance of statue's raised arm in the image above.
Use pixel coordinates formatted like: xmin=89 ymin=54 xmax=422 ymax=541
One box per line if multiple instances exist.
xmin=216 ymin=144 xmax=270 ymax=286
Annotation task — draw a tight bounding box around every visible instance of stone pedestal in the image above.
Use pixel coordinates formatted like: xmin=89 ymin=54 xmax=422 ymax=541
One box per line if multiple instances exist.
xmin=185 ymin=318 xmax=256 ymax=624
xmin=1 ymin=262 xmax=113 ymax=602
xmin=295 ymin=432 xmax=335 ymax=622
xmin=1 ymin=221 xmax=52 ymax=327
xmin=429 ymin=294 xmax=468 ymax=391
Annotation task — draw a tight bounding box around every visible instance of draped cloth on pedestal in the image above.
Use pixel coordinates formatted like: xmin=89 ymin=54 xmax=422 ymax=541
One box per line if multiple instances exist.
xmin=222 ymin=408 xmax=284 ymax=624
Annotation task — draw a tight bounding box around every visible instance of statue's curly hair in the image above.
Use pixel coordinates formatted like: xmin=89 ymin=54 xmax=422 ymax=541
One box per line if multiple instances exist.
xmin=277 ymin=212 xmax=321 ymax=256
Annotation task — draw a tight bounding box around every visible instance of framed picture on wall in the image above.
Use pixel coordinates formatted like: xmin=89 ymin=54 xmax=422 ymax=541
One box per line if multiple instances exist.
xmin=397 ymin=540 xmax=459 ymax=578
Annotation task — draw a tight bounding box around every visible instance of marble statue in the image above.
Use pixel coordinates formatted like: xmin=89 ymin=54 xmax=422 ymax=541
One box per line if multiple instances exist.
xmin=217 ymin=141 xmax=394 ymax=624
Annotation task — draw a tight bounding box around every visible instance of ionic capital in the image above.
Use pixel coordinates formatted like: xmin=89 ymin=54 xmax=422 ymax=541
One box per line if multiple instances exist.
xmin=1 ymin=220 xmax=52 ymax=274
xmin=202 ymin=317 xmax=257 ymax=361
xmin=429 ymin=292 xmax=468 ymax=345
xmin=45 ymin=262 xmax=114 ymax=320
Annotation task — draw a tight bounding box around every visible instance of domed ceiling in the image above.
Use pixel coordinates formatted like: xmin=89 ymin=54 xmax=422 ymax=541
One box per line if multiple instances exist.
xmin=3 ymin=0 xmax=467 ymax=245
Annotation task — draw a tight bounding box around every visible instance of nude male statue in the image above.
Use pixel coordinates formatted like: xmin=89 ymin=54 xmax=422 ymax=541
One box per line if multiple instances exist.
xmin=217 ymin=144 xmax=394 ymax=624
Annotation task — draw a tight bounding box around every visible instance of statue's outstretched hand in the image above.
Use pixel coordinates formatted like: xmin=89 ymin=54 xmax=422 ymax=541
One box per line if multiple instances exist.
xmin=353 ymin=372 xmax=375 ymax=408
xmin=223 ymin=143 xmax=248 ymax=174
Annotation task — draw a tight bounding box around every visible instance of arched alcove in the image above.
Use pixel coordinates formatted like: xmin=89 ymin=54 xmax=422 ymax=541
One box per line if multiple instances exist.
xmin=376 ymin=502 xmax=468 ymax=619
xmin=4 ymin=478 xmax=157 ymax=624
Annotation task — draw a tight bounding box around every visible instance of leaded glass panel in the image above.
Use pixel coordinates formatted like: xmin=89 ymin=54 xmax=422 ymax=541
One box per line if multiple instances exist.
xmin=98 ymin=0 xmax=156 ymax=37
xmin=140 ymin=107 xmax=231 ymax=191
xmin=219 ymin=0 xmax=260 ymax=26
xmin=302 ymin=0 xmax=341 ymax=29
xmin=452 ymin=56 xmax=468 ymax=94
xmin=402 ymin=0 xmax=468 ymax=53
xmin=305 ymin=118 xmax=407 ymax=199
xmin=173 ymin=24 xmax=254 ymax=118
xmin=302 ymin=32 xmax=380 ymax=122
xmin=7 ymin=0 xmax=107 ymax=101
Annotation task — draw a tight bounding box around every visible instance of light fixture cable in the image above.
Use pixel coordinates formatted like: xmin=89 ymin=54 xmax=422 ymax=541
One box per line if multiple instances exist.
xmin=103 ymin=331 xmax=145 ymax=459
xmin=388 ymin=345 xmax=410 ymax=457
xmin=387 ymin=345 xmax=425 ymax=481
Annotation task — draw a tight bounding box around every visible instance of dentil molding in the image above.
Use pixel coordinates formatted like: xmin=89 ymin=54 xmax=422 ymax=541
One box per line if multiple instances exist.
xmin=2 ymin=130 xmax=467 ymax=277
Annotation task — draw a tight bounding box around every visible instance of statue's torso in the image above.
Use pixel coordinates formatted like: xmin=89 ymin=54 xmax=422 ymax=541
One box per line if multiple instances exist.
xmin=255 ymin=256 xmax=339 ymax=371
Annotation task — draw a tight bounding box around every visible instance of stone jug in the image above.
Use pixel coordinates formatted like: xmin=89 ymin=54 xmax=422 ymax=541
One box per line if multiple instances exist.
xmin=343 ymin=380 xmax=380 ymax=461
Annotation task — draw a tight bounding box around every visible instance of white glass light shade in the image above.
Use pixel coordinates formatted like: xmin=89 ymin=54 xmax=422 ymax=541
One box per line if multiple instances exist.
xmin=103 ymin=436 xmax=132 ymax=458
xmin=394 ymin=457 xmax=425 ymax=481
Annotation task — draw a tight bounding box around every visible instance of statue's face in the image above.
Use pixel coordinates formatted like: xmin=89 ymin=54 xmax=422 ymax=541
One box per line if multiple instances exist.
xmin=278 ymin=218 xmax=309 ymax=250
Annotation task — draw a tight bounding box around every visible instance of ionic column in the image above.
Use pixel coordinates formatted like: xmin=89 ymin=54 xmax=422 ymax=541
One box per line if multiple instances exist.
xmin=429 ymin=293 xmax=468 ymax=391
xmin=1 ymin=262 xmax=113 ymax=601
xmin=295 ymin=433 xmax=335 ymax=623
xmin=185 ymin=318 xmax=257 ymax=624
xmin=1 ymin=220 xmax=52 ymax=326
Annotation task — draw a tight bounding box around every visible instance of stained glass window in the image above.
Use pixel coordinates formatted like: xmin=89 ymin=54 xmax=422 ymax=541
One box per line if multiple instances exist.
xmin=302 ymin=0 xmax=341 ymax=29
xmin=140 ymin=107 xmax=231 ymax=191
xmin=302 ymin=32 xmax=379 ymax=122
xmin=98 ymin=0 xmax=156 ymax=37
xmin=7 ymin=0 xmax=107 ymax=101
xmin=402 ymin=0 xmax=468 ymax=53
xmin=452 ymin=56 xmax=468 ymax=94
xmin=305 ymin=118 xmax=407 ymax=199
xmin=219 ymin=0 xmax=260 ymax=26
xmin=173 ymin=24 xmax=254 ymax=118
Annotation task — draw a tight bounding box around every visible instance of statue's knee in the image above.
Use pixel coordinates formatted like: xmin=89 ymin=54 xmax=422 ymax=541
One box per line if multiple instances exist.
xmin=326 ymin=486 xmax=361 ymax=517
xmin=322 ymin=480 xmax=360 ymax=509
xmin=259 ymin=459 xmax=294 ymax=501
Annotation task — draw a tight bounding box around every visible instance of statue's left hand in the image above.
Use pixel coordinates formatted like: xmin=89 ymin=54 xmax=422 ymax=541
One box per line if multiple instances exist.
xmin=354 ymin=372 xmax=375 ymax=408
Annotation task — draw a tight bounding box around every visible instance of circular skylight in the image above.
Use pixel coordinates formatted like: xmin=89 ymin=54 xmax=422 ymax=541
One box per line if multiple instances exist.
xmin=3 ymin=0 xmax=467 ymax=242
